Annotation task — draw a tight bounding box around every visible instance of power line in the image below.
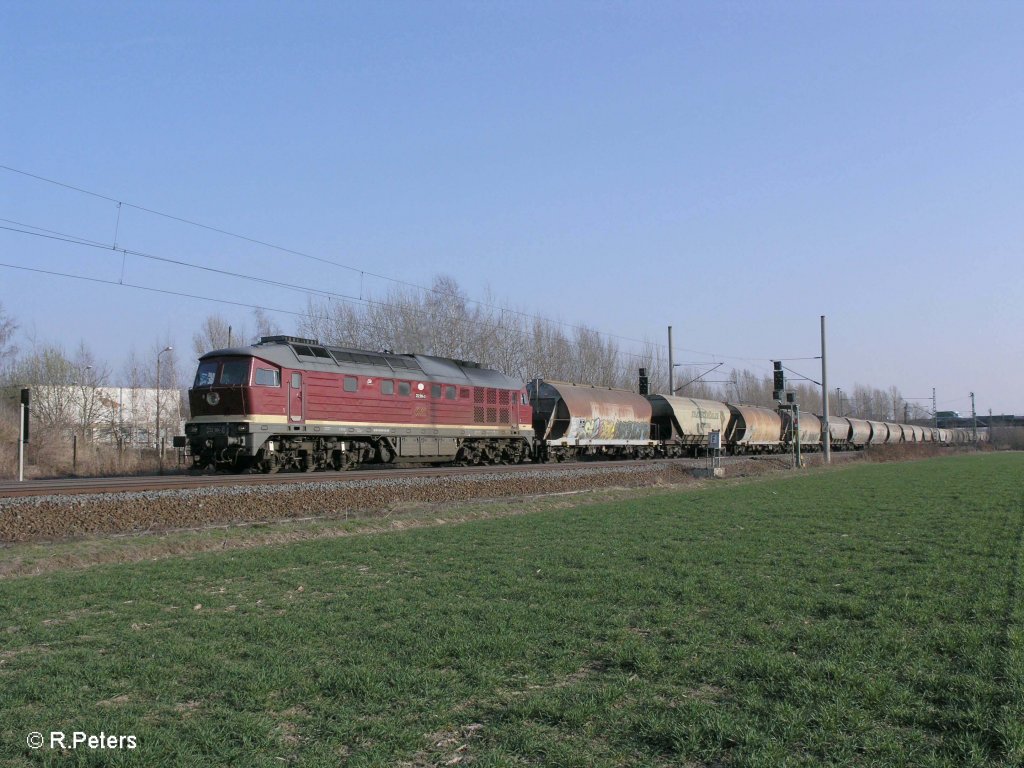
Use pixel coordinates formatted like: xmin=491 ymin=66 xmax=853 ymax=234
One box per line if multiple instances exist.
xmin=0 ymin=220 xmax=929 ymax=400
xmin=0 ymin=163 xmax=770 ymax=364
xmin=0 ymin=222 xmax=363 ymax=303
xmin=0 ymin=253 xmax=909 ymax=404
xmin=0 ymin=260 xmax=308 ymax=319
xmin=0 ymin=224 xmax=681 ymax=367
xmin=780 ymin=364 xmax=822 ymax=387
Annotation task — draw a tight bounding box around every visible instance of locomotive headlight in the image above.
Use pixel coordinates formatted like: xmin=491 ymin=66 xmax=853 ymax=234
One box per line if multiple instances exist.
xmin=186 ymin=424 xmax=199 ymax=435
xmin=206 ymin=392 xmax=221 ymax=406
xmin=235 ymin=423 xmax=249 ymax=434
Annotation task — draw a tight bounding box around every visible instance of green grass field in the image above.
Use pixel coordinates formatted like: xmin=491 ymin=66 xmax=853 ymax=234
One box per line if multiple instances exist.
xmin=2 ymin=453 xmax=1022 ymax=767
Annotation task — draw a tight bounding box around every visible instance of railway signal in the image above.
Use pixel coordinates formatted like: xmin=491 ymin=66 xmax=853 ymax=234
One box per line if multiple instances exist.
xmin=18 ymin=388 xmax=30 ymax=482
xmin=773 ymin=361 xmax=784 ymax=402
xmin=20 ymin=388 xmax=30 ymax=443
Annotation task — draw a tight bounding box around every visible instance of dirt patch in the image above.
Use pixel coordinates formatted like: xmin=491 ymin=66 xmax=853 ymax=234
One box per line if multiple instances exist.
xmin=404 ymin=723 xmax=485 ymax=767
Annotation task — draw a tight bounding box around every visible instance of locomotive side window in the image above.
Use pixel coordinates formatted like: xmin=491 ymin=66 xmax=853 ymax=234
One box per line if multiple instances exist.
xmin=521 ymin=392 xmax=528 ymax=405
xmin=381 ymin=380 xmax=394 ymax=395
xmin=195 ymin=362 xmax=218 ymax=387
xmin=254 ymin=368 xmax=280 ymax=387
xmin=344 ymin=376 xmax=358 ymax=392
xmin=220 ymin=359 xmax=251 ymax=385
xmin=445 ymin=385 xmax=456 ymax=400
xmin=431 ymin=384 xmax=442 ymax=398
xmin=398 ymin=381 xmax=411 ymax=396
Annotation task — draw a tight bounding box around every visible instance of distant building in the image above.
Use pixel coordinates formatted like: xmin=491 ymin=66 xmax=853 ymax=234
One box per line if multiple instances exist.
xmin=10 ymin=385 xmax=185 ymax=448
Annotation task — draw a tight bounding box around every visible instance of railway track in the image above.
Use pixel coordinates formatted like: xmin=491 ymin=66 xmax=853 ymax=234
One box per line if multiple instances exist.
xmin=0 ymin=456 xmax=749 ymax=499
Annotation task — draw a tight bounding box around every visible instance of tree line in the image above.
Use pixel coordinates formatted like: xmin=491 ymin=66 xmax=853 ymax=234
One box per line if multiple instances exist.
xmin=0 ymin=277 xmax=932 ymax=446
xmin=296 ymin=275 xmax=932 ymax=422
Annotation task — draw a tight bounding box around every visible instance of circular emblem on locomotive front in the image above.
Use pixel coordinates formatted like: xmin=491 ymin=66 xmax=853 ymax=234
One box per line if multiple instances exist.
xmin=206 ymin=392 xmax=221 ymax=406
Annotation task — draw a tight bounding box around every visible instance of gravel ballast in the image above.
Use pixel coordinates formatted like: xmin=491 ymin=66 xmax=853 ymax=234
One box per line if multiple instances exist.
xmin=0 ymin=463 xmax=708 ymax=543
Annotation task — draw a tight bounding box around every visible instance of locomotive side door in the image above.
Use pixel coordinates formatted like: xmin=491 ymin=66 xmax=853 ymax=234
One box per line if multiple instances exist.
xmin=288 ymin=372 xmax=305 ymax=423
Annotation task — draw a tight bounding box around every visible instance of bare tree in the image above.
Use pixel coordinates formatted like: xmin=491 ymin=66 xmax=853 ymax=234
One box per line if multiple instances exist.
xmin=0 ymin=302 xmax=16 ymax=382
xmin=296 ymin=274 xmax=929 ymax=422
xmin=192 ymin=314 xmax=245 ymax=357
xmin=70 ymin=342 xmax=112 ymax=440
xmin=13 ymin=342 xmax=77 ymax=428
xmin=251 ymin=307 xmax=283 ymax=341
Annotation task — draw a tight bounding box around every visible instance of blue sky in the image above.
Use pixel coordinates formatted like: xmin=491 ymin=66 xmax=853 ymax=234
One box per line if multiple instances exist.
xmin=2 ymin=1 xmax=1022 ymax=413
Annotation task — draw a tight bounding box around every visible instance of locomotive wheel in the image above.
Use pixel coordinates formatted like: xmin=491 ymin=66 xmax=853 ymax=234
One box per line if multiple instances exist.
xmin=257 ymin=450 xmax=281 ymax=474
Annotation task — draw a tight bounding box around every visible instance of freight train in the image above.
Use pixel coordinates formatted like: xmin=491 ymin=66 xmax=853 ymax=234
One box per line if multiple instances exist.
xmin=176 ymin=336 xmax=983 ymax=472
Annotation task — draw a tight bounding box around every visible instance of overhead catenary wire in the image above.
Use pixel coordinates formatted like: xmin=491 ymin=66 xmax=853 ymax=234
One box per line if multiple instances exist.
xmin=0 ymin=163 xmax=771 ymax=365
xmin=780 ymin=364 xmax=822 ymax=387
xmin=0 ymin=222 xmax=695 ymax=369
xmin=0 ymin=215 xmax=783 ymax=378
xmin=0 ymin=254 xmax=919 ymax=410
xmin=4 ymin=167 xmax=952 ymax=403
xmin=0 ymin=165 xmax=983 ymax=413
xmin=0 ymin=260 xmax=308 ymax=319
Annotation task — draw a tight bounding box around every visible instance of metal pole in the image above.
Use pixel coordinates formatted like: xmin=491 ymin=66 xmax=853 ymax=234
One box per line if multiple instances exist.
xmin=156 ymin=346 xmax=173 ymax=475
xmin=156 ymin=354 xmax=161 ymax=474
xmin=790 ymin=403 xmax=798 ymax=468
xmin=667 ymin=326 xmax=674 ymax=395
xmin=932 ymin=388 xmax=937 ymax=431
xmin=18 ymin=402 xmax=25 ymax=482
xmin=971 ymin=392 xmax=977 ymax=443
xmin=821 ymin=315 xmax=830 ymax=465
xmin=73 ymin=434 xmax=78 ymax=474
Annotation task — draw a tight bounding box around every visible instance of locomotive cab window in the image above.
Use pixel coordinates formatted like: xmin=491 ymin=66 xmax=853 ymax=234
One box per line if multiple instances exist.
xmin=381 ymin=380 xmax=394 ymax=395
xmin=445 ymin=385 xmax=456 ymax=400
xmin=398 ymin=381 xmax=411 ymax=396
xmin=195 ymin=362 xmax=218 ymax=387
xmin=254 ymin=367 xmax=280 ymax=387
xmin=521 ymin=392 xmax=528 ymax=405
xmin=431 ymin=384 xmax=442 ymax=398
xmin=220 ymin=359 xmax=251 ymax=386
xmin=344 ymin=376 xmax=358 ymax=392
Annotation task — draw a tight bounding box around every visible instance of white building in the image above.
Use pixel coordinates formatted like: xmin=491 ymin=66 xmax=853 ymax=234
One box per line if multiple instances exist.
xmin=23 ymin=385 xmax=185 ymax=448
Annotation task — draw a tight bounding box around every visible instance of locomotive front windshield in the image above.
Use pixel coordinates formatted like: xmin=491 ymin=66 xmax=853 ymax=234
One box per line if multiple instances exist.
xmin=220 ymin=359 xmax=250 ymax=385
xmin=193 ymin=358 xmax=252 ymax=387
xmin=194 ymin=361 xmax=217 ymax=387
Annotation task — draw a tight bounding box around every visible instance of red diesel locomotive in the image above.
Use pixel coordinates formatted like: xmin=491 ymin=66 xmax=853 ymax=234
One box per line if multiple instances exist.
xmin=178 ymin=336 xmax=534 ymax=472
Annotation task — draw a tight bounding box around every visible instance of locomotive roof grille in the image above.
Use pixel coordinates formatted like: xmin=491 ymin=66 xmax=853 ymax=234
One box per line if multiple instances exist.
xmin=385 ymin=355 xmax=421 ymax=370
xmin=292 ymin=344 xmax=333 ymax=360
xmin=287 ymin=343 xmax=424 ymax=374
xmin=259 ymin=335 xmax=319 ymax=346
